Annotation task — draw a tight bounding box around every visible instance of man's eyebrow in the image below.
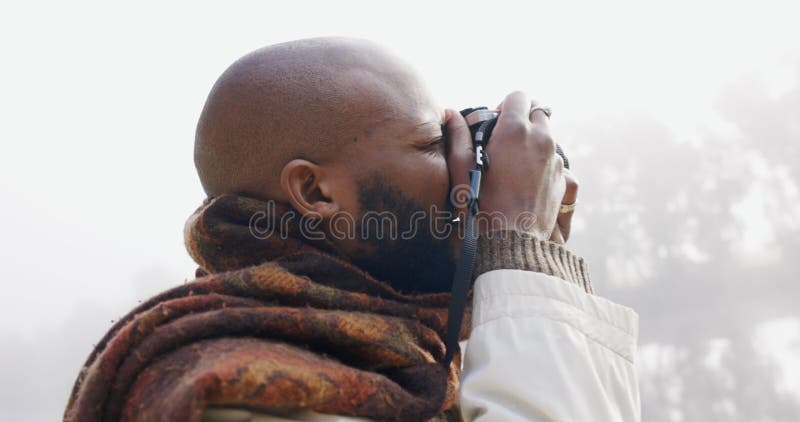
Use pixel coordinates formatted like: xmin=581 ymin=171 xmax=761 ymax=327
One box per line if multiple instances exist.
xmin=413 ymin=121 xmax=443 ymax=134
xmin=407 ymin=124 xmax=443 ymax=144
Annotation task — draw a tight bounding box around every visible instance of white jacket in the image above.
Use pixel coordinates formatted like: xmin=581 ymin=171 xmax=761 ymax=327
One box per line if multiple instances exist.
xmin=202 ymin=269 xmax=640 ymax=422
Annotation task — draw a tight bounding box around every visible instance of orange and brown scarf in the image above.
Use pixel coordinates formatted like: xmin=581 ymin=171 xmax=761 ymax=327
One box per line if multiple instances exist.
xmin=64 ymin=195 xmax=471 ymax=422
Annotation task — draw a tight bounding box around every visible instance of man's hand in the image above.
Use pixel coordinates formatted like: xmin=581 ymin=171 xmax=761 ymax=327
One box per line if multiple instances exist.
xmin=549 ymin=169 xmax=578 ymax=244
xmin=445 ymin=91 xmax=569 ymax=241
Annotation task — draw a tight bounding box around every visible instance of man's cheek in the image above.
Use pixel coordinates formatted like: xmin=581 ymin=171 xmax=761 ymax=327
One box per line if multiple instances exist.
xmin=427 ymin=164 xmax=450 ymax=211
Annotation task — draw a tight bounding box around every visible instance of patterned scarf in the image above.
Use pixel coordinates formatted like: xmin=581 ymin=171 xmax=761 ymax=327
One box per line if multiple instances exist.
xmin=64 ymin=195 xmax=471 ymax=422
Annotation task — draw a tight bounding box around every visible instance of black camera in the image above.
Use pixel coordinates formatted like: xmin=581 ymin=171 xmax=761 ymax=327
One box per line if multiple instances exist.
xmin=460 ymin=107 xmax=570 ymax=170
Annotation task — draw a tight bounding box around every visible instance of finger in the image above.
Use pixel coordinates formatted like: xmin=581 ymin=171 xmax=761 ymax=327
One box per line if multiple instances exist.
xmin=496 ymin=91 xmax=529 ymax=126
xmin=549 ymin=227 xmax=565 ymax=244
xmin=444 ymin=108 xmax=474 ymax=220
xmin=528 ymin=98 xmax=550 ymax=127
xmin=556 ymin=168 xmax=579 ymax=242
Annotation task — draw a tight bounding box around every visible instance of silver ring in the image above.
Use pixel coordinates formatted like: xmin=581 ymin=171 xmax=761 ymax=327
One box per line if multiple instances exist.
xmin=529 ymin=106 xmax=552 ymax=119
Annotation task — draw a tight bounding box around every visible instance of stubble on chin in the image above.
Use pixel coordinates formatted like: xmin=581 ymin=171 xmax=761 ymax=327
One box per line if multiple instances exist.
xmin=352 ymin=175 xmax=455 ymax=294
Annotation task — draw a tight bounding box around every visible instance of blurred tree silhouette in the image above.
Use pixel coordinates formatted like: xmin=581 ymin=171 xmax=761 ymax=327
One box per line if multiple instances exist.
xmin=565 ymin=63 xmax=800 ymax=420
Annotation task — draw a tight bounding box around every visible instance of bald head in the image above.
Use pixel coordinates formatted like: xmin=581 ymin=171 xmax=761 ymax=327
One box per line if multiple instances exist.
xmin=195 ymin=37 xmax=431 ymax=199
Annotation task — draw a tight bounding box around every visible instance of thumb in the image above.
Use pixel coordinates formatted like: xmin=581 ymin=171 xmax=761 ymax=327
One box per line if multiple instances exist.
xmin=444 ymin=109 xmax=475 ymax=221
xmin=555 ymin=169 xmax=578 ymax=242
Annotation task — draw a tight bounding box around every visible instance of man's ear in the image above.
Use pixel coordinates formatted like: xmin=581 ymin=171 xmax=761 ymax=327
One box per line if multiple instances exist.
xmin=280 ymin=159 xmax=340 ymax=219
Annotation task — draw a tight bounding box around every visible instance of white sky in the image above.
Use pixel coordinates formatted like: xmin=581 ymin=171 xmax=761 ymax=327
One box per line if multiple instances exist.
xmin=0 ymin=1 xmax=798 ymax=419
xmin=1 ymin=0 xmax=796 ymax=334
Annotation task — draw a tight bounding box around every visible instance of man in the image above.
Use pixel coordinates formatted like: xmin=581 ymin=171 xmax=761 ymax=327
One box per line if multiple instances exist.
xmin=65 ymin=38 xmax=639 ymax=421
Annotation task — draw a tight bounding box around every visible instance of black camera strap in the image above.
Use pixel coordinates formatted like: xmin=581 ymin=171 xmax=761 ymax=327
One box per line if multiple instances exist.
xmin=442 ymin=120 xmax=491 ymax=367
xmin=441 ymin=109 xmax=568 ymax=368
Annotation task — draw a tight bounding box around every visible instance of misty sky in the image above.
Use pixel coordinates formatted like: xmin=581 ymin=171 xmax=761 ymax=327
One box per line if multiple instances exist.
xmin=1 ymin=1 xmax=798 ymax=421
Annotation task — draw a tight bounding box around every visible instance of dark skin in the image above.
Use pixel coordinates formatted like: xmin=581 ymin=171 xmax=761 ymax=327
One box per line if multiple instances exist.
xmin=280 ymin=102 xmax=450 ymax=264
xmin=195 ymin=37 xmax=578 ymax=293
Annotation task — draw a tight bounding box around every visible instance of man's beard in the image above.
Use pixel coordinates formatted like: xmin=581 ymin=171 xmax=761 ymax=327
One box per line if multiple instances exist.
xmin=351 ymin=174 xmax=456 ymax=294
